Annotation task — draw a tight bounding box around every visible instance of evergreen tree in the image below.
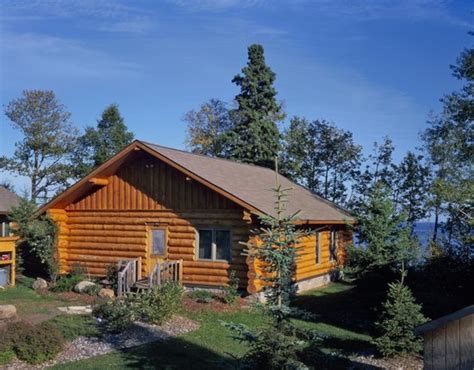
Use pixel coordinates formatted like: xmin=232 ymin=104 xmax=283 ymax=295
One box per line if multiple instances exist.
xmin=73 ymin=104 xmax=134 ymax=178
xmin=0 ymin=90 xmax=78 ymax=203
xmin=183 ymin=99 xmax=232 ymax=156
xmin=347 ymin=184 xmax=419 ymax=278
xmin=374 ymin=281 xmax=427 ymax=357
xmin=224 ymin=161 xmax=314 ymax=369
xmin=221 ymin=44 xmax=284 ymax=168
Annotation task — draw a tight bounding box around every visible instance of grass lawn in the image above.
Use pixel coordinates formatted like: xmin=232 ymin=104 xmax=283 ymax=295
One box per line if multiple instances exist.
xmin=52 ymin=282 xmax=378 ymax=370
xmin=0 ymin=276 xmax=91 ymax=322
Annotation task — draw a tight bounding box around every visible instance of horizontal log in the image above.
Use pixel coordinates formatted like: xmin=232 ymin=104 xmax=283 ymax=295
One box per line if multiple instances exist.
xmin=169 ymin=232 xmax=195 ymax=239
xmin=68 ymin=236 xmax=146 ymax=244
xmin=183 ymin=260 xmax=229 ymax=269
xmin=168 ymin=253 xmax=194 ymax=261
xmin=69 ymin=229 xmax=145 ymax=238
xmin=68 ymin=242 xmax=145 ymax=251
xmin=184 ymin=275 xmax=229 ymax=283
xmin=70 ymin=224 xmax=146 ymax=231
xmin=167 ymin=247 xmax=194 ymax=255
xmin=168 ymin=239 xmax=194 ymax=247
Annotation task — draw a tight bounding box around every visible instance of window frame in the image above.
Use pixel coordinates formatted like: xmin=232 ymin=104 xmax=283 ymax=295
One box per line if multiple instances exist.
xmin=329 ymin=229 xmax=338 ymax=262
xmin=315 ymin=231 xmax=321 ymax=264
xmin=148 ymin=226 xmax=168 ymax=257
xmin=196 ymin=227 xmax=232 ymax=262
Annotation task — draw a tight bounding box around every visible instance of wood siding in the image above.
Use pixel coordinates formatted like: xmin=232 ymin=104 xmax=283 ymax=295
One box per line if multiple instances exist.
xmin=52 ymin=153 xmax=249 ymax=287
xmin=423 ymin=313 xmax=473 ymax=370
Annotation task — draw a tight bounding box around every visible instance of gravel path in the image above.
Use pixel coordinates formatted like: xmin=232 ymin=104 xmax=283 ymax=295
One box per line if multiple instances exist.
xmin=2 ymin=315 xmax=200 ymax=369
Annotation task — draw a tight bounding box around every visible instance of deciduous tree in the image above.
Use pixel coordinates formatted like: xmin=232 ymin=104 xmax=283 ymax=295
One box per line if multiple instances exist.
xmin=0 ymin=90 xmax=77 ymax=203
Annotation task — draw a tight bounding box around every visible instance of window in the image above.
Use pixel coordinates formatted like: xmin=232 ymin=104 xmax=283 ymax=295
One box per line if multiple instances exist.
xmin=150 ymin=228 xmax=167 ymax=256
xmin=1 ymin=222 xmax=10 ymax=238
xmin=315 ymin=232 xmax=321 ymax=264
xmin=330 ymin=230 xmax=337 ymax=262
xmin=197 ymin=229 xmax=231 ymax=261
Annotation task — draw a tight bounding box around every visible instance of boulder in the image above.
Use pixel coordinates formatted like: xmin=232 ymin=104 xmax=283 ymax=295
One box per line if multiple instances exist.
xmin=74 ymin=281 xmax=96 ymax=293
xmin=0 ymin=305 xmax=17 ymax=320
xmin=98 ymin=288 xmax=115 ymax=299
xmin=32 ymin=277 xmax=48 ymax=290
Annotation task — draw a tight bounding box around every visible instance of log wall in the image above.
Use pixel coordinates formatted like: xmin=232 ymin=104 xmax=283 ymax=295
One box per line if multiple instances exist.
xmin=51 ymin=152 xmax=250 ymax=287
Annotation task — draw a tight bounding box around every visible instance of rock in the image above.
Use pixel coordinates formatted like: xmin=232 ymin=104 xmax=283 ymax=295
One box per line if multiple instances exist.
xmin=32 ymin=277 xmax=48 ymax=290
xmin=0 ymin=305 xmax=17 ymax=320
xmin=98 ymin=288 xmax=115 ymax=299
xmin=74 ymin=281 xmax=96 ymax=293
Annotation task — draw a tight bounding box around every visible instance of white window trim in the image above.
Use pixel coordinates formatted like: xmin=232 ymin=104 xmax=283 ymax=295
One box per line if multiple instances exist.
xmin=330 ymin=229 xmax=338 ymax=262
xmin=196 ymin=228 xmax=232 ymax=262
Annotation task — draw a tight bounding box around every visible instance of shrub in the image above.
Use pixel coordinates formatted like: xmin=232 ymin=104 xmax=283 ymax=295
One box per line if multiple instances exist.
xmin=48 ymin=315 xmax=100 ymax=341
xmin=136 ymin=283 xmax=184 ymax=325
xmin=51 ymin=264 xmax=87 ymax=292
xmin=222 ymin=270 xmax=239 ymax=305
xmin=83 ymin=284 xmax=101 ymax=296
xmin=93 ymin=298 xmax=134 ymax=333
xmin=1 ymin=321 xmax=64 ymax=364
xmin=0 ymin=349 xmax=15 ymax=365
xmin=106 ymin=263 xmax=119 ymax=292
xmin=190 ymin=289 xmax=214 ymax=303
xmin=374 ymin=282 xmax=427 ymax=357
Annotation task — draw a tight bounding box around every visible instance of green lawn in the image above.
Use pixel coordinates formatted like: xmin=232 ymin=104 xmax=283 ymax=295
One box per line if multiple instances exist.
xmin=52 ymin=282 xmax=377 ymax=369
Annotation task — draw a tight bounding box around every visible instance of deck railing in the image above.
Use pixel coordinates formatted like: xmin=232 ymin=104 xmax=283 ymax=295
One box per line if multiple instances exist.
xmin=117 ymin=257 xmax=142 ymax=297
xmin=149 ymin=259 xmax=183 ymax=288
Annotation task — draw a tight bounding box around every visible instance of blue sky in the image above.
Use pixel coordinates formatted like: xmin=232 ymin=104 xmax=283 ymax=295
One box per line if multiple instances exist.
xmin=0 ymin=0 xmax=472 ymax=191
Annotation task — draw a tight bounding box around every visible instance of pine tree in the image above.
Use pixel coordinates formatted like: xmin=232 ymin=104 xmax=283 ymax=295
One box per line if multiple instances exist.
xmin=73 ymin=104 xmax=134 ymax=178
xmin=374 ymin=281 xmax=427 ymax=357
xmin=221 ymin=44 xmax=284 ymax=168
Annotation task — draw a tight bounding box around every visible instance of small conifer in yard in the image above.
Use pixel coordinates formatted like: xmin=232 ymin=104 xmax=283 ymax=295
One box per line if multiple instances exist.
xmin=374 ymin=281 xmax=427 ymax=357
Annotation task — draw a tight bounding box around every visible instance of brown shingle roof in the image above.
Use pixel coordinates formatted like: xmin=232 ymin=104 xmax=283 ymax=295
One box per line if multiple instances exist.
xmin=0 ymin=186 xmax=20 ymax=214
xmin=142 ymin=142 xmax=354 ymax=222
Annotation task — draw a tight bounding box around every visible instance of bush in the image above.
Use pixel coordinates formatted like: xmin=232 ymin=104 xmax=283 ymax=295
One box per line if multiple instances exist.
xmin=83 ymin=284 xmax=101 ymax=296
xmin=190 ymin=289 xmax=214 ymax=303
xmin=93 ymin=298 xmax=134 ymax=333
xmin=48 ymin=315 xmax=100 ymax=341
xmin=374 ymin=282 xmax=427 ymax=357
xmin=222 ymin=270 xmax=239 ymax=305
xmin=106 ymin=263 xmax=119 ymax=292
xmin=135 ymin=283 xmax=184 ymax=325
xmin=1 ymin=321 xmax=64 ymax=364
xmin=51 ymin=264 xmax=87 ymax=292
xmin=0 ymin=349 xmax=15 ymax=366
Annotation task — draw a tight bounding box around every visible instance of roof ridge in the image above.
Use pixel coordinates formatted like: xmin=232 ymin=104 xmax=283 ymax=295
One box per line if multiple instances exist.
xmin=139 ymin=140 xmax=278 ymax=173
xmin=139 ymin=140 xmax=353 ymax=219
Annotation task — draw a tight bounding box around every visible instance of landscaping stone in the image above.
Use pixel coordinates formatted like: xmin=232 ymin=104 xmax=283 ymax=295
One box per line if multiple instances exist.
xmin=74 ymin=281 xmax=96 ymax=293
xmin=0 ymin=305 xmax=17 ymax=320
xmin=98 ymin=288 xmax=115 ymax=299
xmin=32 ymin=277 xmax=48 ymax=290
xmin=57 ymin=305 xmax=93 ymax=315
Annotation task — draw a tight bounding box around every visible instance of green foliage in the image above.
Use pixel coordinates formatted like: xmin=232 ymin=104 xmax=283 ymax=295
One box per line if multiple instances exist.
xmin=184 ymin=99 xmax=233 ymax=156
xmin=281 ymin=117 xmax=362 ymax=205
xmin=346 ymin=185 xmax=419 ymax=278
xmin=0 ymin=349 xmax=15 ymax=366
xmin=0 ymin=321 xmax=64 ymax=364
xmin=51 ymin=264 xmax=86 ymax=292
xmin=48 ymin=315 xmax=100 ymax=341
xmin=220 ymin=44 xmax=284 ymax=168
xmin=9 ymin=197 xmax=58 ymax=280
xmin=135 ymin=283 xmax=184 ymax=325
xmin=191 ymin=289 xmax=214 ymax=303
xmin=93 ymin=297 xmax=134 ymax=333
xmin=94 ymin=283 xmax=183 ymax=331
xmin=222 ymin=270 xmax=239 ymax=304
xmin=83 ymin=284 xmax=101 ymax=296
xmin=73 ymin=104 xmax=134 ymax=178
xmin=374 ymin=282 xmax=427 ymax=357
xmin=106 ymin=263 xmax=119 ymax=292
xmin=0 ymin=90 xmax=78 ymax=203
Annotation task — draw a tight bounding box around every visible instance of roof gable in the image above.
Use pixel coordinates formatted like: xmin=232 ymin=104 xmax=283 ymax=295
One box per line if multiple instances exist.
xmin=0 ymin=186 xmax=20 ymax=214
xmin=39 ymin=140 xmax=354 ymax=223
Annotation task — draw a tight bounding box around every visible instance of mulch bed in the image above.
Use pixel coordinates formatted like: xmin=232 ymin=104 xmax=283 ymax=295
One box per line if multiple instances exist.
xmin=1 ymin=315 xmax=200 ymax=370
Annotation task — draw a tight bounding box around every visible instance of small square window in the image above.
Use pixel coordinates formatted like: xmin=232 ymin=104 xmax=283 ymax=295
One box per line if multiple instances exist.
xmin=151 ymin=229 xmax=166 ymax=256
xmin=197 ymin=228 xmax=231 ymax=261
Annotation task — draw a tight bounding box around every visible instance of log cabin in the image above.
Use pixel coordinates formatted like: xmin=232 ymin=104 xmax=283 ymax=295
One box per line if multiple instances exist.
xmin=38 ymin=140 xmax=355 ymax=294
